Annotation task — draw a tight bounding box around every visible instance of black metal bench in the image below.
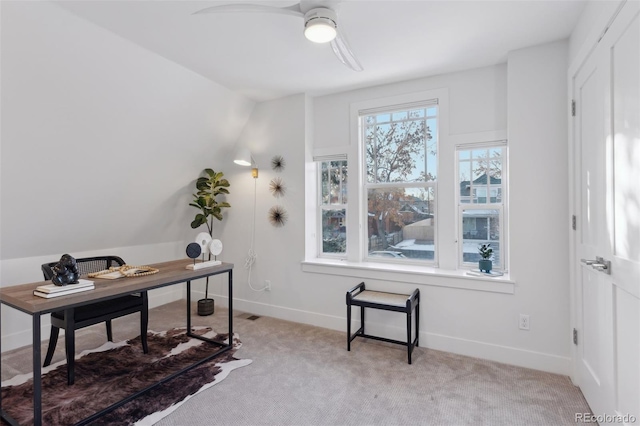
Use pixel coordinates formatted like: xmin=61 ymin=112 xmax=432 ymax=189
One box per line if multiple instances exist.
xmin=346 ymin=282 xmax=420 ymax=364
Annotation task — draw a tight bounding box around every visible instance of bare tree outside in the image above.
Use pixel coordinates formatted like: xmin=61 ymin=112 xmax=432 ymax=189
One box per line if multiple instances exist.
xmin=364 ymin=107 xmax=437 ymax=257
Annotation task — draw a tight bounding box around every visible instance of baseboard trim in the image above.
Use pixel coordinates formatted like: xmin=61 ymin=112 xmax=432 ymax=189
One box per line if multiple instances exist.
xmin=422 ymin=332 xmax=571 ymax=375
xmin=206 ymin=291 xmax=571 ymax=375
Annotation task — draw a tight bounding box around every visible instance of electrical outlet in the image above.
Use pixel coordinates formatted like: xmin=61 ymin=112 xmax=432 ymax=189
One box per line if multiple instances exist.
xmin=264 ymin=280 xmax=271 ymax=291
xmin=519 ymin=314 xmax=530 ymax=330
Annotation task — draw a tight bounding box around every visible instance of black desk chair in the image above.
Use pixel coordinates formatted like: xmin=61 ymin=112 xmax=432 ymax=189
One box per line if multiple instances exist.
xmin=41 ymin=255 xmax=149 ymax=385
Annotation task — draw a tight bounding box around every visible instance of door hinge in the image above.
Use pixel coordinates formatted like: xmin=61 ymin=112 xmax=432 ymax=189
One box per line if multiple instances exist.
xmin=571 ymin=100 xmax=576 ymax=117
xmin=572 ymin=215 xmax=577 ymax=230
xmin=573 ymin=328 xmax=578 ymax=345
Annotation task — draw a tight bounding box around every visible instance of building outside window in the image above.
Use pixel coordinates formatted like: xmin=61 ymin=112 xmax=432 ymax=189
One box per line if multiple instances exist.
xmin=457 ymin=144 xmax=507 ymax=269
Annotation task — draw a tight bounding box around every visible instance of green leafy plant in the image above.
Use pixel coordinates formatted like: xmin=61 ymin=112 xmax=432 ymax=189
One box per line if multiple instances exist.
xmin=478 ymin=243 xmax=493 ymax=260
xmin=189 ymin=169 xmax=230 ymax=235
xmin=189 ymin=169 xmax=230 ymax=307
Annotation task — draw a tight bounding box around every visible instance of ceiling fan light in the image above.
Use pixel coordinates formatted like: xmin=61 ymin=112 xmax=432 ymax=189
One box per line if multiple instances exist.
xmin=304 ymin=18 xmax=337 ymax=43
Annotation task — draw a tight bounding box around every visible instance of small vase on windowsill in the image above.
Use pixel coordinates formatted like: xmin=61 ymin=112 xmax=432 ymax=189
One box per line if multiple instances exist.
xmin=478 ymin=259 xmax=493 ymax=273
xmin=478 ymin=243 xmax=493 ymax=273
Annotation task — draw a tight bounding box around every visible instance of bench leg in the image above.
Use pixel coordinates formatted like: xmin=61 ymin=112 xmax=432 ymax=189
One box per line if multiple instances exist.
xmin=347 ymin=303 xmax=351 ymax=351
xmin=407 ymin=311 xmax=412 ymax=364
xmin=415 ymin=298 xmax=420 ymax=348
xmin=360 ymin=305 xmax=365 ymax=336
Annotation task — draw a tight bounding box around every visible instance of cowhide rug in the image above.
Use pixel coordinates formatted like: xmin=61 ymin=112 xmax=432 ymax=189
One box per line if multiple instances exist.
xmin=1 ymin=327 xmax=251 ymax=425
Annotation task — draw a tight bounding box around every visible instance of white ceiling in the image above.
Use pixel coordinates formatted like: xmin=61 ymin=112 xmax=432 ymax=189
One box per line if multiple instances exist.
xmin=56 ymin=0 xmax=586 ymax=102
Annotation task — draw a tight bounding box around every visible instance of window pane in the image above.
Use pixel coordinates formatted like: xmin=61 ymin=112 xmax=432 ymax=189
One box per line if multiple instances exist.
xmin=458 ymin=147 xmax=504 ymax=205
xmin=321 ymin=162 xmax=329 ymax=204
xmin=321 ymin=160 xmax=347 ymax=205
xmin=461 ymin=208 xmax=501 ymax=267
xmin=426 ymin=118 xmax=438 ymax=180
xmin=367 ymin=187 xmax=436 ymax=261
xmin=409 ymin=109 xmax=425 ymax=118
xmin=392 ymin=111 xmax=407 ymax=121
xmin=459 ymin=160 xmax=471 ymax=202
xmin=364 ymin=109 xmax=436 ymax=184
xmin=322 ymin=209 xmax=346 ymax=254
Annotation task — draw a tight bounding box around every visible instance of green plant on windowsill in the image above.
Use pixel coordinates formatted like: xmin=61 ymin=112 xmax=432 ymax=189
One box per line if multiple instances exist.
xmin=478 ymin=243 xmax=493 ymax=273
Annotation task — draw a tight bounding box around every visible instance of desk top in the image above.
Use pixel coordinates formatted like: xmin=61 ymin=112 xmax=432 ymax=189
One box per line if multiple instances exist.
xmin=0 ymin=259 xmax=233 ymax=315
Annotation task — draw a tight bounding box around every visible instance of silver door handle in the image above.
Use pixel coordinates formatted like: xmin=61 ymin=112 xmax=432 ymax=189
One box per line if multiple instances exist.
xmin=592 ymin=260 xmax=611 ymax=275
xmin=581 ymin=257 xmax=611 ymax=274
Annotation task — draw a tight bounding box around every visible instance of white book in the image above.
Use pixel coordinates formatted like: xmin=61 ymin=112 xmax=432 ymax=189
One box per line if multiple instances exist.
xmin=34 ymin=284 xmax=95 ymax=298
xmin=36 ymin=279 xmax=94 ymax=293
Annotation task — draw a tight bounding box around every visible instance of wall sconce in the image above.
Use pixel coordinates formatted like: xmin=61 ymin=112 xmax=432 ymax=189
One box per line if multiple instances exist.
xmin=234 ymin=147 xmax=259 ymax=178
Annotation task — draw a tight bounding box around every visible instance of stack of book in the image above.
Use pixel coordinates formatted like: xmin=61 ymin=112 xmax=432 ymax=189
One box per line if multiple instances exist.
xmin=33 ymin=279 xmax=95 ymax=298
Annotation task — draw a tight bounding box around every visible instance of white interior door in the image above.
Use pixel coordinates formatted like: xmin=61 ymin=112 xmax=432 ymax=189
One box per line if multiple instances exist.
xmin=573 ymin=1 xmax=640 ymax=420
xmin=574 ymin=45 xmax=615 ymax=417
xmin=605 ymin=3 xmax=640 ymax=420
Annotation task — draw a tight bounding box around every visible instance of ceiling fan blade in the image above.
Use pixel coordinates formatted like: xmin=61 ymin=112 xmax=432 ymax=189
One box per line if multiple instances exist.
xmin=330 ymin=29 xmax=363 ymax=72
xmin=193 ymin=3 xmax=303 ymax=18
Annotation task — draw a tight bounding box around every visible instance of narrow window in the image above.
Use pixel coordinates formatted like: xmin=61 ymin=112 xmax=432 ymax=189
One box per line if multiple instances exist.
xmin=457 ymin=144 xmax=507 ymax=270
xmin=319 ymin=160 xmax=347 ymax=256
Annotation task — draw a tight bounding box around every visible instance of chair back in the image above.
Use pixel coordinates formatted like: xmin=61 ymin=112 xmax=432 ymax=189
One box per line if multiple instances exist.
xmin=42 ymin=256 xmax=125 ymax=281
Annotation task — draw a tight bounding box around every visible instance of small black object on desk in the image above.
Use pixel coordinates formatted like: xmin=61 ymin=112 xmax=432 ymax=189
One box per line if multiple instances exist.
xmin=186 ymin=242 xmax=202 ymax=263
xmin=51 ymin=253 xmax=80 ymax=286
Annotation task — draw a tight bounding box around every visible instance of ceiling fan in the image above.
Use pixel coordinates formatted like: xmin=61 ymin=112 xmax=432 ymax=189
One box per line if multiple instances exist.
xmin=193 ymin=1 xmax=363 ymax=72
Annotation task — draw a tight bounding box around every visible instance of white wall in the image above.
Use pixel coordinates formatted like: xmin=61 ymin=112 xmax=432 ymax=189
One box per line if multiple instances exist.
xmin=0 ymin=1 xmax=254 ymax=350
xmin=210 ymin=53 xmax=572 ymax=374
xmin=314 ymin=64 xmax=507 ymax=150
xmin=507 ymin=40 xmax=570 ymax=369
xmin=209 ymin=94 xmax=308 ymax=315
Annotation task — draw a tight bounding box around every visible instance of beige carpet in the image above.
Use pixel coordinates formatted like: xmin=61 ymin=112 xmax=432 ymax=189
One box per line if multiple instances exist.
xmin=1 ymin=300 xmax=591 ymax=425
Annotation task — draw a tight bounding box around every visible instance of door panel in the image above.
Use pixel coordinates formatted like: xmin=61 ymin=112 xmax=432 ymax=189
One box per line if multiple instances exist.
xmin=616 ymin=288 xmax=639 ymax=421
xmin=575 ymin=50 xmax=615 ymax=416
xmin=573 ymin=1 xmax=640 ymax=420
xmin=612 ymin=12 xmax=640 ymax=266
xmin=606 ymin=3 xmax=640 ymax=420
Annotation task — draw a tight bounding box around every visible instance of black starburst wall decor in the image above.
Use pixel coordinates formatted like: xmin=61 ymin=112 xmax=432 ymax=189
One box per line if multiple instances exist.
xmin=271 ymin=155 xmax=285 ymax=172
xmin=268 ymin=205 xmax=288 ymax=227
xmin=269 ymin=177 xmax=286 ymax=198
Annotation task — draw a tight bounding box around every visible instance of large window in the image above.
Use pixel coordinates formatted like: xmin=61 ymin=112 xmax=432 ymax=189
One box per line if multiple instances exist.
xmin=319 ymin=160 xmax=347 ymax=256
xmin=362 ymin=103 xmax=438 ymax=262
xmin=309 ymin=89 xmax=509 ymax=277
xmin=457 ymin=144 xmax=507 ymax=270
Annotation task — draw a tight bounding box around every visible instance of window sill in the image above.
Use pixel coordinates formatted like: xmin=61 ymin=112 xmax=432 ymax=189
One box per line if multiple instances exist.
xmin=301 ymin=258 xmax=515 ymax=294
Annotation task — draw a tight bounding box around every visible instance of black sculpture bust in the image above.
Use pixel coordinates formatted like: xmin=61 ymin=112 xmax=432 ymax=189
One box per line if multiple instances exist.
xmin=52 ymin=254 xmax=80 ymax=286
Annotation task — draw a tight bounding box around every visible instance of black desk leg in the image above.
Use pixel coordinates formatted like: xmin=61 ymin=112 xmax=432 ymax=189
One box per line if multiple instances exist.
xmin=33 ymin=313 xmax=42 ymax=426
xmin=186 ymin=280 xmax=192 ymax=335
xmin=228 ymin=270 xmax=233 ymax=341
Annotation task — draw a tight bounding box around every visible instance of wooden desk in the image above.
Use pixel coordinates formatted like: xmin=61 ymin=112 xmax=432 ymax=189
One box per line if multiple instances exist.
xmin=0 ymin=259 xmax=234 ymax=426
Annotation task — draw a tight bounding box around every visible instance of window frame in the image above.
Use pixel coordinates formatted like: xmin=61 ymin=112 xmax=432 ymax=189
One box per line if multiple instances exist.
xmin=317 ymin=158 xmax=348 ymax=259
xmin=359 ymin=101 xmax=440 ymax=265
xmin=455 ymin=141 xmax=508 ymax=271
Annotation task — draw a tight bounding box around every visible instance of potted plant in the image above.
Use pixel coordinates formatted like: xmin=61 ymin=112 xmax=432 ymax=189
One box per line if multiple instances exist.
xmin=478 ymin=243 xmax=493 ymax=273
xmin=189 ymin=169 xmax=230 ymax=316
